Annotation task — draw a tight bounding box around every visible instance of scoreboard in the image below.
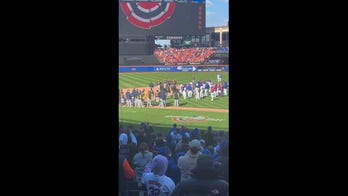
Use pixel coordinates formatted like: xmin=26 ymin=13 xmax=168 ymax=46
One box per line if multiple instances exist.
xmin=119 ymin=0 xmax=206 ymax=36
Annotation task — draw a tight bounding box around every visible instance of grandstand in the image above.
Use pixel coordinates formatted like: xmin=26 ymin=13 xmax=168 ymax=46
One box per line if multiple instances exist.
xmin=119 ymin=25 xmax=229 ymax=65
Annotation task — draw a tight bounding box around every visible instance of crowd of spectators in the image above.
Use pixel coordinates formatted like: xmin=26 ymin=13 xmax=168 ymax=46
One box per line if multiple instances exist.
xmin=118 ymin=122 xmax=229 ymax=195
xmin=154 ymin=47 xmax=217 ymax=65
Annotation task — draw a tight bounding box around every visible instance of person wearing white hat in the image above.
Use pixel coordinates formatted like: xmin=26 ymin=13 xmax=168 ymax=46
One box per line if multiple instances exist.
xmin=177 ymin=139 xmax=202 ymax=182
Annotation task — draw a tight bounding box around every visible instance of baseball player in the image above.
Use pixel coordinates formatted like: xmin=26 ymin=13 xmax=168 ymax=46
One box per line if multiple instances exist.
xmin=223 ymin=81 xmax=228 ymax=96
xmin=211 ymin=86 xmax=216 ymax=102
xmin=120 ymin=95 xmax=125 ymax=106
xmin=195 ymin=86 xmax=200 ymax=100
xmin=126 ymin=90 xmax=131 ymax=107
xmin=200 ymin=85 xmax=204 ymax=99
xmin=187 ymin=84 xmax=193 ymax=98
xmin=204 ymin=82 xmax=209 ymax=97
xmin=182 ymin=85 xmax=187 ymax=100
xmin=174 ymin=90 xmax=179 ymax=107
xmin=217 ymin=73 xmax=222 ymax=82
xmin=147 ymin=90 xmax=152 ymax=107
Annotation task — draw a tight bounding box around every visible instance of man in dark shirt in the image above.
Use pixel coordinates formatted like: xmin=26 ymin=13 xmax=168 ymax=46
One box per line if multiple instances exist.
xmin=172 ymin=154 xmax=228 ymax=196
xmin=149 ymin=81 xmax=154 ymax=91
xmin=203 ymin=126 xmax=215 ymax=147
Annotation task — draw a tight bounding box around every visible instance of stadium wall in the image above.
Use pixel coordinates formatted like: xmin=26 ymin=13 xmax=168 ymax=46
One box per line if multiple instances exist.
xmin=119 ymin=65 xmax=229 ymax=73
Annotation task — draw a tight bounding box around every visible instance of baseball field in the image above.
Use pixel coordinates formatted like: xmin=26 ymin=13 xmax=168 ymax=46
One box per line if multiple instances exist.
xmin=119 ymin=72 xmax=229 ymax=135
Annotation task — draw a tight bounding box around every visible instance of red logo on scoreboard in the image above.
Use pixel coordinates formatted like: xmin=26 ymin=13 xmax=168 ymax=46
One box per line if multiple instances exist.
xmin=120 ymin=2 xmax=175 ymax=29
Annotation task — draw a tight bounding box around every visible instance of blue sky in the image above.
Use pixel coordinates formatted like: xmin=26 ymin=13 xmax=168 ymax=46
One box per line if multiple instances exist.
xmin=206 ymin=0 xmax=229 ymax=27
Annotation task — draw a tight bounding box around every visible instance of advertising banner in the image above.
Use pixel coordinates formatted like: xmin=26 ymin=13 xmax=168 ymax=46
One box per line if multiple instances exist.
xmin=119 ymin=65 xmax=228 ymax=73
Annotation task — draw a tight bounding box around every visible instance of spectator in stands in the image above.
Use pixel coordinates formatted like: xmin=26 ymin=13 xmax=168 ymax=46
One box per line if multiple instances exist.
xmin=154 ymin=133 xmax=167 ymax=153
xmin=158 ymin=146 xmax=181 ymax=185
xmin=128 ymin=143 xmax=138 ymax=168
xmin=126 ymin=126 xmax=137 ymax=146
xmin=177 ymin=139 xmax=202 ymax=182
xmin=142 ymin=155 xmax=176 ymax=196
xmin=119 ymin=132 xmax=131 ymax=162
xmin=166 ymin=124 xmax=177 ymax=150
xmin=199 ymin=139 xmax=212 ymax=156
xmin=213 ymin=131 xmax=228 ymax=158
xmin=166 ymin=124 xmax=177 ymax=140
xmin=180 ymin=126 xmax=190 ymax=139
xmin=175 ymin=135 xmax=190 ymax=154
xmin=172 ymin=154 xmax=229 ymax=196
xmin=133 ymin=142 xmax=153 ymax=183
xmin=154 ymin=47 xmax=217 ymax=64
xmin=119 ymin=154 xmax=135 ymax=196
xmin=203 ymin=126 xmax=215 ymax=147
xmin=213 ymin=140 xmax=229 ymax=182
xmin=190 ymin=128 xmax=201 ymax=140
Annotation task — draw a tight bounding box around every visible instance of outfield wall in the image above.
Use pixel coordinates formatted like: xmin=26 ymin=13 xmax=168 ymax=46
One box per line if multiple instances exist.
xmin=119 ymin=65 xmax=229 ymax=73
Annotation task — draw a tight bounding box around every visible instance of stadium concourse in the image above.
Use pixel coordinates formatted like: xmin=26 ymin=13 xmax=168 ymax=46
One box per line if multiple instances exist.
xmin=119 ymin=122 xmax=229 ymax=196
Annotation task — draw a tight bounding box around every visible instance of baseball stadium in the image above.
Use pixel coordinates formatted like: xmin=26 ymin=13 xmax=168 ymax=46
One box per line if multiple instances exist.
xmin=118 ymin=1 xmax=230 ymax=195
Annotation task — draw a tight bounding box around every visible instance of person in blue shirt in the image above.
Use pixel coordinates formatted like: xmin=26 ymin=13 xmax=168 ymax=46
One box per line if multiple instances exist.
xmin=204 ymin=82 xmax=210 ymax=97
xmin=125 ymin=91 xmax=131 ymax=107
xmin=157 ymin=146 xmax=181 ymax=185
xmin=223 ymin=81 xmax=228 ymax=96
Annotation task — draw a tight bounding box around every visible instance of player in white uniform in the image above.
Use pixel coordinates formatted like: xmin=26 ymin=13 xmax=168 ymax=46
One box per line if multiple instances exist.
xmin=182 ymin=87 xmax=187 ymax=100
xmin=217 ymin=74 xmax=222 ymax=82
xmin=142 ymin=155 xmax=175 ymax=196
xmin=199 ymin=86 xmax=204 ymax=99
xmin=195 ymin=87 xmax=200 ymax=100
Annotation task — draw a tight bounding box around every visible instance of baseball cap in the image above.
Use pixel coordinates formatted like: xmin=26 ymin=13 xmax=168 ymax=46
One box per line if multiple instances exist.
xmin=119 ymin=133 xmax=128 ymax=145
xmin=157 ymin=146 xmax=171 ymax=156
xmin=189 ymin=139 xmax=201 ymax=149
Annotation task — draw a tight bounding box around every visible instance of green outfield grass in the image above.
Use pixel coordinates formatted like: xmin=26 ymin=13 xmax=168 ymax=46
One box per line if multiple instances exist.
xmin=119 ymin=72 xmax=229 ymax=135
xmin=119 ymin=107 xmax=229 ymax=135
xmin=119 ymin=72 xmax=229 ymax=89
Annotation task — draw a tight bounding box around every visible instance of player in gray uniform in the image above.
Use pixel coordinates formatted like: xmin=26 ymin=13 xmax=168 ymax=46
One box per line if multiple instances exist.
xmin=174 ymin=90 xmax=179 ymax=107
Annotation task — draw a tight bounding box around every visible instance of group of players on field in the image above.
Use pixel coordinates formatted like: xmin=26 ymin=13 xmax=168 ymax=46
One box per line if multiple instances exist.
xmin=119 ymin=75 xmax=228 ymax=108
